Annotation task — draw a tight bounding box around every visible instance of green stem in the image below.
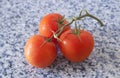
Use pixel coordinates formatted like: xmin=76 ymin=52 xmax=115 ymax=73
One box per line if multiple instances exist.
xmin=57 ymin=13 xmax=104 ymax=36
xmin=76 ymin=13 xmax=104 ymax=26
xmin=48 ymin=11 xmax=104 ymax=41
xmin=46 ymin=37 xmax=52 ymax=42
xmin=74 ymin=21 xmax=78 ymax=34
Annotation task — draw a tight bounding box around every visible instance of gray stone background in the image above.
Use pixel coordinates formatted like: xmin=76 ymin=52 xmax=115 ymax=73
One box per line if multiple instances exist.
xmin=0 ymin=0 xmax=120 ymax=78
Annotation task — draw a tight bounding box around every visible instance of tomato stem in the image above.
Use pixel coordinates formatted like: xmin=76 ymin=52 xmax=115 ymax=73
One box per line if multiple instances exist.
xmin=77 ymin=10 xmax=104 ymax=26
xmin=57 ymin=12 xmax=104 ymax=36
xmin=76 ymin=13 xmax=104 ymax=26
xmin=48 ymin=10 xmax=104 ymax=41
xmin=74 ymin=21 xmax=78 ymax=34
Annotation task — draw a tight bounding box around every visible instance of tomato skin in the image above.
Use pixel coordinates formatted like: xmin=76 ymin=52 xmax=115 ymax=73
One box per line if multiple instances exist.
xmin=24 ymin=35 xmax=57 ymax=68
xmin=39 ymin=13 xmax=70 ymax=43
xmin=58 ymin=29 xmax=94 ymax=62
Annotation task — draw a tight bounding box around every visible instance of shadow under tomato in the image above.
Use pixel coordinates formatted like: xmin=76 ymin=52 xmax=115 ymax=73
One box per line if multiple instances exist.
xmin=45 ymin=51 xmax=98 ymax=76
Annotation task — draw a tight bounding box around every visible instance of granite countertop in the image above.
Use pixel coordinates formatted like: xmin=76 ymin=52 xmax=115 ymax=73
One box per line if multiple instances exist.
xmin=0 ymin=0 xmax=120 ymax=78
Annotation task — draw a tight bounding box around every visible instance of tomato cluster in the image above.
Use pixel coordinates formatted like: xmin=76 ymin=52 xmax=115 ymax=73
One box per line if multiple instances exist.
xmin=24 ymin=12 xmax=103 ymax=68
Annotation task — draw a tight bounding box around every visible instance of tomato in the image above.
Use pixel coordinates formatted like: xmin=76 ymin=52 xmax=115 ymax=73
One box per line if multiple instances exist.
xmin=39 ymin=13 xmax=70 ymax=43
xmin=58 ymin=29 xmax=94 ymax=62
xmin=24 ymin=35 xmax=57 ymax=68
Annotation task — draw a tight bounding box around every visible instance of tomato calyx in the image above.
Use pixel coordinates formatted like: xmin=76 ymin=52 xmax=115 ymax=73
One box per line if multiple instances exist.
xmin=58 ymin=16 xmax=65 ymax=25
xmin=56 ymin=15 xmax=65 ymax=29
xmin=39 ymin=37 xmax=54 ymax=48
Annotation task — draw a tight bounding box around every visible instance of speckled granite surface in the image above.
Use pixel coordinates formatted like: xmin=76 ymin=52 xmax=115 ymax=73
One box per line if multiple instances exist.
xmin=0 ymin=0 xmax=120 ymax=78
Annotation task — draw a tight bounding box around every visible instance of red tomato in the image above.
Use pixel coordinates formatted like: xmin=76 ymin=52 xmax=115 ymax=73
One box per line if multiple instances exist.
xmin=39 ymin=13 xmax=70 ymax=43
xmin=58 ymin=29 xmax=94 ymax=62
xmin=24 ymin=35 xmax=57 ymax=68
